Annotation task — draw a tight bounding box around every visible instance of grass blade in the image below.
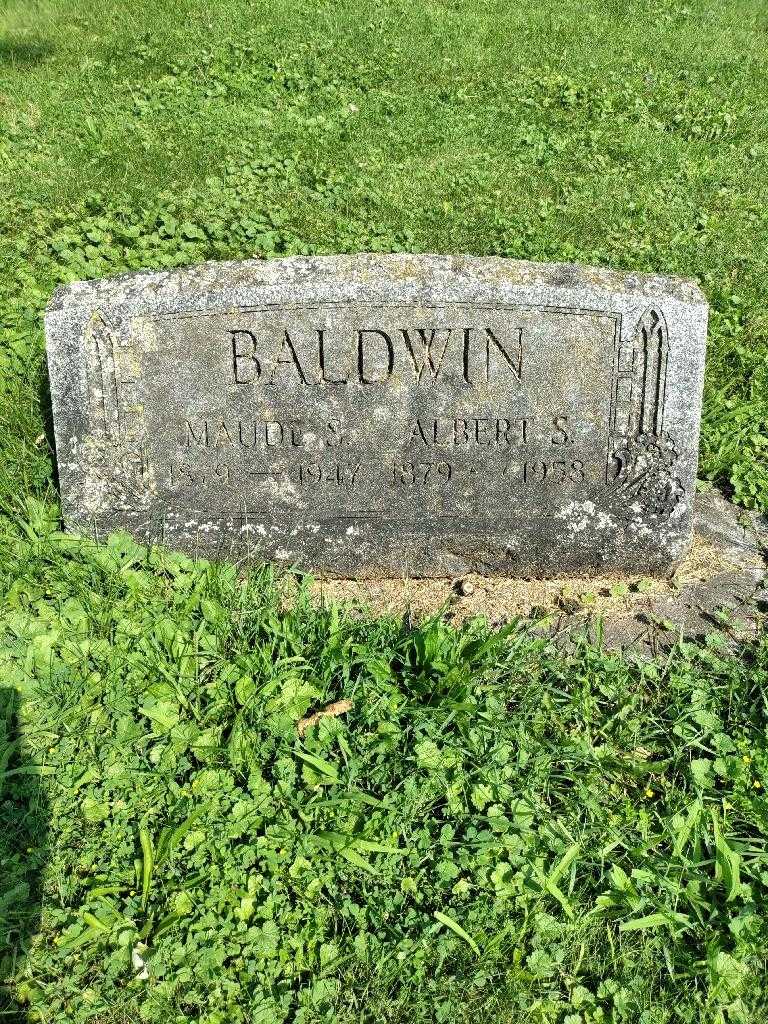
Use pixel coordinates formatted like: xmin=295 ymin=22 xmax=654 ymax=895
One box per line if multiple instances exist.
xmin=547 ymin=842 xmax=581 ymax=887
xmin=711 ymin=808 xmax=741 ymax=902
xmin=433 ymin=910 xmax=480 ymax=955
xmin=672 ymin=800 xmax=702 ymax=859
xmin=339 ymin=847 xmax=377 ymax=875
xmin=620 ymin=911 xmax=690 ymax=933
xmin=353 ymin=839 xmax=405 ymax=855
xmin=139 ymin=827 xmax=154 ymax=912
xmin=294 ymin=749 xmax=339 ymax=781
xmin=82 ymin=911 xmax=111 ymax=933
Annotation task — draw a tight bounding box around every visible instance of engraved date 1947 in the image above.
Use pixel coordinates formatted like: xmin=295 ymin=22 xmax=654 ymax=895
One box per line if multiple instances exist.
xmin=169 ymin=460 xmax=363 ymax=491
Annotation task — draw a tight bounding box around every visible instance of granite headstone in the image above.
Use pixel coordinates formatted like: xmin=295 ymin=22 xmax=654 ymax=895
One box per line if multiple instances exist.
xmin=45 ymin=255 xmax=708 ymax=577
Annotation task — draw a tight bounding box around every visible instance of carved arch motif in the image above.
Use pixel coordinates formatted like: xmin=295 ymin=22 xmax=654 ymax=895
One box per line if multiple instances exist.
xmin=86 ymin=310 xmax=120 ymax=440
xmin=606 ymin=307 xmax=683 ymax=518
xmin=608 ymin=306 xmax=669 ymax=453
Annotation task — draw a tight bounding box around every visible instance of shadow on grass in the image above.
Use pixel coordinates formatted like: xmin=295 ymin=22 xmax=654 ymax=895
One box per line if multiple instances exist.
xmin=0 ymin=688 xmax=49 ymax=1022
xmin=38 ymin=362 xmax=59 ymax=497
xmin=0 ymin=40 xmax=53 ymax=68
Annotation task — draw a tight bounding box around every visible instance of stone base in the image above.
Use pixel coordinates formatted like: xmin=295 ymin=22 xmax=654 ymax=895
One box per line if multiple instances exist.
xmin=310 ymin=487 xmax=767 ymax=655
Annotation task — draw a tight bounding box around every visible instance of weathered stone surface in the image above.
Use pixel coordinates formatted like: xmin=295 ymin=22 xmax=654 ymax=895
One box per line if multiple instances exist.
xmin=565 ymin=489 xmax=768 ymax=654
xmin=45 ymin=254 xmax=708 ymax=577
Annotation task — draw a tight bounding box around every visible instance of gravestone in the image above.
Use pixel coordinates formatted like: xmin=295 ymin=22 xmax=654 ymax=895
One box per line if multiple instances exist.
xmin=45 ymin=255 xmax=708 ymax=578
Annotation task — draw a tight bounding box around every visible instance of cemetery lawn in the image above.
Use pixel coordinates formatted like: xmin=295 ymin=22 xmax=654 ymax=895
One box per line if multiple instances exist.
xmin=1 ymin=0 xmax=768 ymax=1022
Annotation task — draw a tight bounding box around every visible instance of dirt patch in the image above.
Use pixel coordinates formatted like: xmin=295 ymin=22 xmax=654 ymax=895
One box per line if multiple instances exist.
xmin=310 ymin=532 xmax=759 ymax=622
xmin=302 ymin=488 xmax=768 ymax=653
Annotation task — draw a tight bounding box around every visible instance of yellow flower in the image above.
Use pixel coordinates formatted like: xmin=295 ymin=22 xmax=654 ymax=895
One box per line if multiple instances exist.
xmin=645 ymin=788 xmax=654 ymax=798
xmin=753 ymin=780 xmax=762 ymax=789
xmin=742 ymin=755 xmax=752 ymax=764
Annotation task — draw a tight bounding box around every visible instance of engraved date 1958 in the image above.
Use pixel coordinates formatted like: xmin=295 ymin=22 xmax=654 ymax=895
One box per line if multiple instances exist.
xmin=514 ymin=459 xmax=585 ymax=484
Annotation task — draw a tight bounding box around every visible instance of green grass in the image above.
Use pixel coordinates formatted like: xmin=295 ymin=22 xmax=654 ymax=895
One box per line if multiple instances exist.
xmin=2 ymin=0 xmax=768 ymax=509
xmin=2 ymin=519 xmax=768 ymax=1023
xmin=2 ymin=0 xmax=768 ymax=1021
